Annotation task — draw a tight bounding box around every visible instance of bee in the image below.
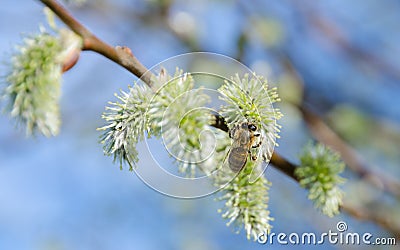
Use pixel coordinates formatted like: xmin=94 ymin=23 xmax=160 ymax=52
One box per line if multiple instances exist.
xmin=227 ymin=122 xmax=262 ymax=172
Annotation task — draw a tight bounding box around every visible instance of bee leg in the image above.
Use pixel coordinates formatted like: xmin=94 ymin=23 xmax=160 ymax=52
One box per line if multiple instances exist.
xmin=252 ymin=134 xmax=263 ymax=149
xmin=247 ymin=149 xmax=258 ymax=161
xmin=252 ymin=141 xmax=262 ymax=148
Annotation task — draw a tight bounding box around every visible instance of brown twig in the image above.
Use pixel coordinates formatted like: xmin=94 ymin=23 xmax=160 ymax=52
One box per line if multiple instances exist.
xmin=39 ymin=0 xmax=400 ymax=237
xmin=40 ymin=0 xmax=153 ymax=87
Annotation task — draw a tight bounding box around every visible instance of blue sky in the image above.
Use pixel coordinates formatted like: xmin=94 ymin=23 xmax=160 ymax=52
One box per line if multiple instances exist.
xmin=1 ymin=1 xmax=399 ymax=249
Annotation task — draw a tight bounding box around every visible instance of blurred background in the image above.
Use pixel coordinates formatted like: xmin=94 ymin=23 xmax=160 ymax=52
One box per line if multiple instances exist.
xmin=1 ymin=0 xmax=400 ymax=249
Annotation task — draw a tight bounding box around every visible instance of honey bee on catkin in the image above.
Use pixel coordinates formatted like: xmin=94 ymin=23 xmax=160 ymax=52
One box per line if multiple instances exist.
xmin=227 ymin=122 xmax=262 ymax=172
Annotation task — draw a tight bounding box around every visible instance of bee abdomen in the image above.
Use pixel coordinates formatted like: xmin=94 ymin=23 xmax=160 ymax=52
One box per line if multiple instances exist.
xmin=228 ymin=147 xmax=248 ymax=172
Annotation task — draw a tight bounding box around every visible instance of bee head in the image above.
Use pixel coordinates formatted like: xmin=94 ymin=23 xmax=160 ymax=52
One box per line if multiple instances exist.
xmin=248 ymin=123 xmax=257 ymax=131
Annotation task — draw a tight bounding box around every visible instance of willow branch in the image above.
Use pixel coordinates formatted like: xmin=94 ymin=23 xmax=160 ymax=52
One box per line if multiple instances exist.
xmin=42 ymin=0 xmax=300 ymax=187
xmin=39 ymin=0 xmax=400 ymax=237
xmin=39 ymin=0 xmax=153 ymax=87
